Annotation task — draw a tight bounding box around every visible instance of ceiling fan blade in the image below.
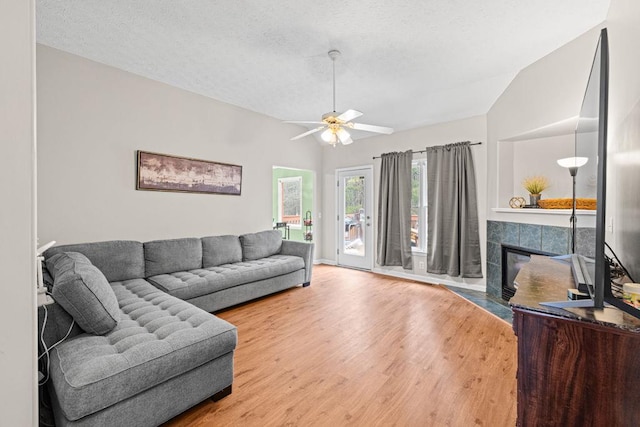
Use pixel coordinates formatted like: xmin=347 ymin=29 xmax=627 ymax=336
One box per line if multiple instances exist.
xmin=283 ymin=120 xmax=325 ymax=125
xmin=337 ymin=109 xmax=363 ymax=122
xmin=350 ymin=122 xmax=394 ymax=134
xmin=337 ymin=128 xmax=353 ymax=145
xmin=291 ymin=126 xmax=326 ymax=141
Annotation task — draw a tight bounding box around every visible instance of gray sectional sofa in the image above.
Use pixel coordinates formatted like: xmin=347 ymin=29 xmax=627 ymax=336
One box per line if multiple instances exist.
xmin=39 ymin=230 xmax=314 ymax=427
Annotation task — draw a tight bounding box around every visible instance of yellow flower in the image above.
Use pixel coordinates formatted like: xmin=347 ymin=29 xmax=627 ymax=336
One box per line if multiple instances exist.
xmin=522 ymin=176 xmax=549 ymax=195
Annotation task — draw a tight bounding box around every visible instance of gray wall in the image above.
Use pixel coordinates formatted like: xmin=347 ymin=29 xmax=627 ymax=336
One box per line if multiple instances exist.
xmin=0 ymin=0 xmax=37 ymax=424
xmin=37 ymin=45 xmax=323 ymax=256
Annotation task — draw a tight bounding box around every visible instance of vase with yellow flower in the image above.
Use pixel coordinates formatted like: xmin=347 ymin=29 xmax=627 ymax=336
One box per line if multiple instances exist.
xmin=522 ymin=176 xmax=549 ymax=207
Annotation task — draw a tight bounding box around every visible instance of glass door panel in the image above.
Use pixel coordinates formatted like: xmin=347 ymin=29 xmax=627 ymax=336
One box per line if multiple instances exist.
xmin=337 ymin=167 xmax=373 ymax=270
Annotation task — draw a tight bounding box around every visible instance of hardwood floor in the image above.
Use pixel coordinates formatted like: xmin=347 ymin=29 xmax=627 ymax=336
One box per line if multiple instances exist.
xmin=164 ymin=265 xmax=517 ymax=426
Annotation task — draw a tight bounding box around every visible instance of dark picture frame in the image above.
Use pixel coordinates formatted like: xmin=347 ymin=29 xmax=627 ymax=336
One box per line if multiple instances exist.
xmin=136 ymin=150 xmax=242 ymax=195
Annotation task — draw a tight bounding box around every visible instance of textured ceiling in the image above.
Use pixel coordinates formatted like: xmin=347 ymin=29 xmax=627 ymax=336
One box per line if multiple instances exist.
xmin=36 ymin=1 xmax=610 ymax=140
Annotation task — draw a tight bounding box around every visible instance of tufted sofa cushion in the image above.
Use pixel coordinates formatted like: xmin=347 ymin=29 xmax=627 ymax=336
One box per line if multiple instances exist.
xmin=147 ymin=255 xmax=304 ymax=301
xmin=47 ymin=278 xmax=237 ymax=421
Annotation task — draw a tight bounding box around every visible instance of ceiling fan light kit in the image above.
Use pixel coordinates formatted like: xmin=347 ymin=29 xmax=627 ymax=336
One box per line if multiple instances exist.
xmin=285 ymin=50 xmax=393 ymax=146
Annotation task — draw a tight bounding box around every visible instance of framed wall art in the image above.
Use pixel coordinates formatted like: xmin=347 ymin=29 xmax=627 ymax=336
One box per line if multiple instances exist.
xmin=136 ymin=150 xmax=242 ymax=195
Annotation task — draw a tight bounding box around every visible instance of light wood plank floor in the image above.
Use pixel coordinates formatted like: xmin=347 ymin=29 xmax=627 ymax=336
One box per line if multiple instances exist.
xmin=164 ymin=265 xmax=517 ymax=426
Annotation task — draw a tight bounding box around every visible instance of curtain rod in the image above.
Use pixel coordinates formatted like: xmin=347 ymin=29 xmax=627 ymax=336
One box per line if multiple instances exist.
xmin=372 ymin=142 xmax=482 ymax=160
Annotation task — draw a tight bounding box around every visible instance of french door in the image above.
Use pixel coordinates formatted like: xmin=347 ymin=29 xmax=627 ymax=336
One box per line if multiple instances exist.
xmin=336 ymin=167 xmax=374 ymax=270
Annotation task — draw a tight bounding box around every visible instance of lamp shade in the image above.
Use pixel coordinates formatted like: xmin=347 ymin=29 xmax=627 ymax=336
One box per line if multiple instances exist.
xmin=320 ymin=128 xmax=333 ymax=142
xmin=321 ymin=127 xmax=352 ymax=145
xmin=557 ymin=157 xmax=589 ymax=168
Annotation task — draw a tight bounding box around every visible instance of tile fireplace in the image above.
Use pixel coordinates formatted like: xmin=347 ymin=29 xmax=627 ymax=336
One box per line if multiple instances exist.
xmin=486 ymin=220 xmax=596 ymax=300
xmin=501 ymin=244 xmax=555 ymax=301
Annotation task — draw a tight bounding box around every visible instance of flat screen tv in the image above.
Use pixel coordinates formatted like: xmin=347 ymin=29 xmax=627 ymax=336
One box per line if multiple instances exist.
xmin=544 ymin=28 xmax=609 ymax=310
xmin=572 ymin=28 xmax=639 ymax=318
xmin=580 ymin=27 xmax=608 ymax=309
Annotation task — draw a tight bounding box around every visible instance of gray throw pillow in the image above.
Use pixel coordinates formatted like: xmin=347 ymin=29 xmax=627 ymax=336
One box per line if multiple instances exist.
xmin=239 ymin=230 xmax=282 ymax=261
xmin=46 ymin=252 xmax=120 ymax=335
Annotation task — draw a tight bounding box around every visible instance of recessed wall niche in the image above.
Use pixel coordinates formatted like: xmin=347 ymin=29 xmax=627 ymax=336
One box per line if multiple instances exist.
xmin=498 ymin=133 xmax=575 ymax=208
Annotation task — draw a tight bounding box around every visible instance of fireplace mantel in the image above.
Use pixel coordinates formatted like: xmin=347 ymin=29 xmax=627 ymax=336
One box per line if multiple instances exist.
xmin=492 ymin=208 xmax=595 ymax=216
xmin=490 ymin=208 xmax=595 ymax=228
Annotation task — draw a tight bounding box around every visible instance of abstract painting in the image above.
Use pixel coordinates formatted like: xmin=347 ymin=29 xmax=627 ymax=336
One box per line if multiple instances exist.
xmin=137 ymin=151 xmax=242 ymax=195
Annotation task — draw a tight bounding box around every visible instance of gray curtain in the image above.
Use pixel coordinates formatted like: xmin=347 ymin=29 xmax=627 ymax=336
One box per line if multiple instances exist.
xmin=376 ymin=150 xmax=413 ymax=269
xmin=426 ymin=141 xmax=482 ymax=278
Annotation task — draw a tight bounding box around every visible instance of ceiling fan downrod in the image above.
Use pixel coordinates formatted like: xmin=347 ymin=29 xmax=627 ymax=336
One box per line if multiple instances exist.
xmin=328 ymin=50 xmax=340 ymax=113
xmin=284 ymin=48 xmax=393 ymax=144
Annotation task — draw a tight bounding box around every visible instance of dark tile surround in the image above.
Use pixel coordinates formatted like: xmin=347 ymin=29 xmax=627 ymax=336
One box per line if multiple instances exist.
xmin=486 ymin=220 xmax=595 ymax=300
xmin=448 ymin=286 xmax=513 ymax=323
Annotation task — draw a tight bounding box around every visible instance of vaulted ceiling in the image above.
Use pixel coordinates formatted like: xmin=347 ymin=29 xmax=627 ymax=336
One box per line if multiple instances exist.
xmin=37 ymin=1 xmax=610 ymax=139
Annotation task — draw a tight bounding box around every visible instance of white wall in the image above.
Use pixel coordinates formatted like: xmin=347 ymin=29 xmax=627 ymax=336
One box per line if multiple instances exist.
xmin=502 ymin=134 xmax=576 ymax=203
xmin=0 ymin=0 xmax=37 ymax=425
xmin=487 ymin=24 xmax=606 ymax=226
xmin=37 ymin=46 xmax=323 ymax=257
xmin=607 ymin=0 xmax=640 ymax=276
xmin=320 ymin=115 xmax=487 ymax=289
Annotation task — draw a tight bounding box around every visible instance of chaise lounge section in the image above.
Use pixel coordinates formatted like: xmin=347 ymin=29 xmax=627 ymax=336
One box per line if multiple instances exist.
xmin=40 ymin=230 xmax=314 ymax=426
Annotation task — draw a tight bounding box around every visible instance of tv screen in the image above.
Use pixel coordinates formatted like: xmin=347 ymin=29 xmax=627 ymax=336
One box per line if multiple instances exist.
xmin=579 ymin=29 xmax=640 ymax=318
xmin=574 ymin=38 xmax=601 ymax=260
xmin=542 ymin=29 xmax=639 ymax=318
xmin=550 ymin=28 xmax=609 ymax=310
xmin=575 ymin=28 xmax=608 ymax=308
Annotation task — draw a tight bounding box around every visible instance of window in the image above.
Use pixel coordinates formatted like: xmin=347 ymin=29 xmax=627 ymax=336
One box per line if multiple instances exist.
xmin=278 ymin=176 xmax=302 ymax=228
xmin=411 ymin=160 xmax=427 ymax=252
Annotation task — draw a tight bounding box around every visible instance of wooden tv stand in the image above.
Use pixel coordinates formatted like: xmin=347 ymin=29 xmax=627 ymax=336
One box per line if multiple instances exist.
xmin=510 ymin=255 xmax=640 ymax=426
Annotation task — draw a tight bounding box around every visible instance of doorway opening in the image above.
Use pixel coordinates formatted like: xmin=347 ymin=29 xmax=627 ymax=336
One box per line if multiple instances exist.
xmin=272 ymin=167 xmax=314 ymax=242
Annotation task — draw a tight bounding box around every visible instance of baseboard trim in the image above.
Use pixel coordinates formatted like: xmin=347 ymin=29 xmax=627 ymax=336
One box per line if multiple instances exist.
xmin=315 ymin=260 xmax=485 ymax=292
xmin=370 ymin=268 xmax=486 ymax=292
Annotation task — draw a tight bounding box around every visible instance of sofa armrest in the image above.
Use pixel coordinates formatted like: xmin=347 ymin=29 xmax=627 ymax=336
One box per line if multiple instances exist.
xmin=280 ymin=240 xmax=314 ymax=284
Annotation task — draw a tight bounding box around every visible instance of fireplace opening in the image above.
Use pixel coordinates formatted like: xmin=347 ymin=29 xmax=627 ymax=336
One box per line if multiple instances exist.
xmin=501 ymin=244 xmax=556 ymax=301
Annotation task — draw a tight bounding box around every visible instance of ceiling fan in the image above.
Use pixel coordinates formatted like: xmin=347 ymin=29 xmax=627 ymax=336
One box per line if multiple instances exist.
xmin=284 ymin=50 xmax=394 ymax=146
